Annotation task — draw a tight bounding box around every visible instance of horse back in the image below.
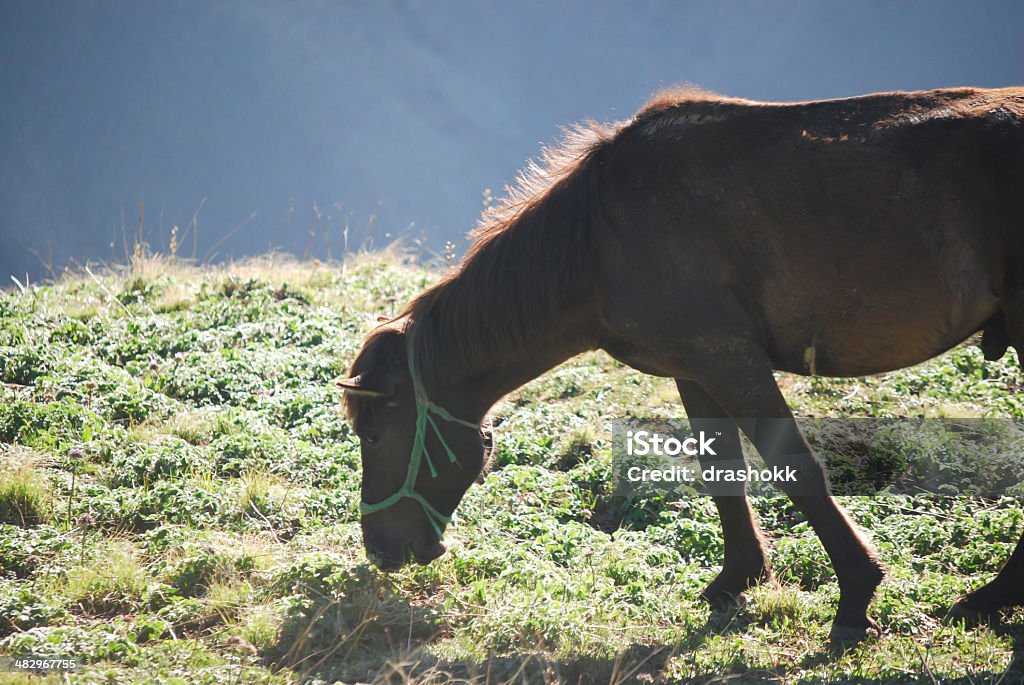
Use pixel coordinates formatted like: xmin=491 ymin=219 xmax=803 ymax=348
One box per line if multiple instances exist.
xmin=595 ymin=87 xmax=1024 ymax=377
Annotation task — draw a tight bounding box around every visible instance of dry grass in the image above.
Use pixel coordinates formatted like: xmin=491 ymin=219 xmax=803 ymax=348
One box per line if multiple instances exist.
xmin=58 ymin=538 xmax=151 ymax=615
xmin=0 ymin=448 xmax=53 ymax=525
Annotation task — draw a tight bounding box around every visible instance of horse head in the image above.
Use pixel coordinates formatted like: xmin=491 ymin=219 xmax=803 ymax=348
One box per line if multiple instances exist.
xmin=341 ymin=324 xmax=492 ymax=570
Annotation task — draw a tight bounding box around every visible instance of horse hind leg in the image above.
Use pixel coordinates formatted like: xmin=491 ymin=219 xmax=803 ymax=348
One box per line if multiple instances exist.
xmin=676 ymin=379 xmax=773 ymax=608
xmin=947 ymin=529 xmax=1024 ymax=625
xmin=948 ymin=293 xmax=1024 ymax=623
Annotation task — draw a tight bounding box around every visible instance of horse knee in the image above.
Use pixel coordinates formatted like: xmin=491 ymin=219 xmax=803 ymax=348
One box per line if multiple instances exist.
xmin=774 ymin=452 xmax=831 ymax=496
xmin=745 ymin=420 xmax=831 ymax=495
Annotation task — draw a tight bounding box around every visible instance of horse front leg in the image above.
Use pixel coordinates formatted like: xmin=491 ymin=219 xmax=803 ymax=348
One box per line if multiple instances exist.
xmin=676 ymin=379 xmax=774 ymax=608
xmin=681 ymin=342 xmax=886 ymax=644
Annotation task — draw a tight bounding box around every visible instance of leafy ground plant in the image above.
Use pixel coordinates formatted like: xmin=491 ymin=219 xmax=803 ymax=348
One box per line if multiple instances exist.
xmin=1 ymin=250 xmax=1023 ymax=683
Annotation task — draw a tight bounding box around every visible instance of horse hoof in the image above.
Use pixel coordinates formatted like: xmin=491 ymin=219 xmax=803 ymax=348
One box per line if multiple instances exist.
xmin=943 ymin=600 xmax=995 ymax=628
xmin=829 ymin=618 xmax=880 ymax=650
xmin=701 ymin=584 xmax=749 ymax=611
xmin=701 ymin=569 xmax=772 ymax=611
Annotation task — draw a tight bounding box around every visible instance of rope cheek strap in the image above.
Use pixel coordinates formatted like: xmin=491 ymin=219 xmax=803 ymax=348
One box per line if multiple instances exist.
xmin=359 ymin=332 xmax=478 ymax=539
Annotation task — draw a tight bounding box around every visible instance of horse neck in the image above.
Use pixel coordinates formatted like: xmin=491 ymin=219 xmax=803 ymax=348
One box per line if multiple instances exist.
xmin=415 ymin=146 xmax=606 ymax=418
xmin=427 ymin=294 xmax=599 ymax=422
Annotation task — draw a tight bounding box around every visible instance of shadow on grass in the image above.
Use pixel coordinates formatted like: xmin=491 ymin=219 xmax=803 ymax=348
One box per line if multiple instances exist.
xmin=264 ymin=568 xmax=1024 ymax=684
xmin=992 ymin=622 xmax=1024 ymax=683
xmin=263 ymin=562 xmax=445 ymax=680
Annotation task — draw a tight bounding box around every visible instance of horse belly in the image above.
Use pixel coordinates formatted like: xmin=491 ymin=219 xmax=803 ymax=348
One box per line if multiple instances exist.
xmin=762 ymin=275 xmax=998 ymax=377
xmin=744 ymin=175 xmax=1004 ymax=376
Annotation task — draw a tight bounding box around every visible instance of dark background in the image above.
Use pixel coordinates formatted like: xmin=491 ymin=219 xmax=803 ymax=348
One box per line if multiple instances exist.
xmin=2 ymin=1 xmax=1021 ymax=281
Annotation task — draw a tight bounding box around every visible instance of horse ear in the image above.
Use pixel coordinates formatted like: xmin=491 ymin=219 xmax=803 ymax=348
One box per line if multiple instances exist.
xmin=336 ymin=370 xmax=393 ymax=397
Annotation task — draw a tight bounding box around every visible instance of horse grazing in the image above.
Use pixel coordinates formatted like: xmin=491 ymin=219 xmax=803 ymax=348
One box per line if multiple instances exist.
xmin=341 ymin=86 xmax=1024 ymax=643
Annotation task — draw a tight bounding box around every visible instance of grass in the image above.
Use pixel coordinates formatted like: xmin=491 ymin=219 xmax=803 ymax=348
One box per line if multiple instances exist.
xmin=1 ymin=248 xmax=1024 ymax=683
xmin=0 ymin=451 xmax=52 ymax=526
xmin=59 ymin=540 xmax=151 ymax=616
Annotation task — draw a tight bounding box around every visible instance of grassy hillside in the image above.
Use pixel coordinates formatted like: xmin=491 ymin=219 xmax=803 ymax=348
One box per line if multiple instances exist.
xmin=1 ymin=252 xmax=1023 ymax=684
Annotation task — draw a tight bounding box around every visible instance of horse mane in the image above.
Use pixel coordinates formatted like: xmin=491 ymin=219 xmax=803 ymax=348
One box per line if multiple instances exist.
xmin=637 ymin=84 xmax=734 ymax=112
xmin=345 ymin=119 xmax=620 ymax=412
xmin=406 ymin=120 xmax=621 ymax=388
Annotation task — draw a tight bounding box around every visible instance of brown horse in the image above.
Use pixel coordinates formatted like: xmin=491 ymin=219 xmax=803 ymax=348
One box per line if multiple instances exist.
xmin=341 ymin=86 xmax=1024 ymax=643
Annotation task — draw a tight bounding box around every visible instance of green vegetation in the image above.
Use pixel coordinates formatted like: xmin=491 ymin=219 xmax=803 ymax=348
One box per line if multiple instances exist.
xmin=1 ymin=250 xmax=1023 ymax=683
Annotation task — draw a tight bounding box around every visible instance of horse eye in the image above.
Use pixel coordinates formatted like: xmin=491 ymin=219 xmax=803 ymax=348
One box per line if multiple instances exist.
xmin=385 ymin=400 xmax=399 ymax=409
xmin=363 ymin=434 xmax=378 ymax=445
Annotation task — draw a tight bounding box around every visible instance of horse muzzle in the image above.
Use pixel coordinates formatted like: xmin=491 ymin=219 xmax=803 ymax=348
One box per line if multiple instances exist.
xmin=365 ymin=536 xmax=448 ymax=571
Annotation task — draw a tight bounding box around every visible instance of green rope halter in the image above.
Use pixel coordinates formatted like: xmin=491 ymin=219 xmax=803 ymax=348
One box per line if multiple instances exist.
xmin=359 ymin=329 xmax=478 ymax=539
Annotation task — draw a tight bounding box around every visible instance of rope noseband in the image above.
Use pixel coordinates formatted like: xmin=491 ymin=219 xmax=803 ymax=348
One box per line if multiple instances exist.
xmin=358 ymin=331 xmax=477 ymax=538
